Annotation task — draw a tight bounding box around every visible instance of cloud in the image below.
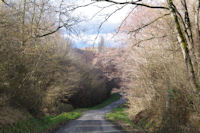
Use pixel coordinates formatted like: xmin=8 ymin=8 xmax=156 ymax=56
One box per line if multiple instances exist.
xmin=77 ymin=21 xmax=119 ymax=35
xmin=74 ymin=0 xmax=133 ymax=23
xmin=65 ymin=32 xmax=120 ymax=48
xmin=64 ymin=0 xmax=133 ymax=48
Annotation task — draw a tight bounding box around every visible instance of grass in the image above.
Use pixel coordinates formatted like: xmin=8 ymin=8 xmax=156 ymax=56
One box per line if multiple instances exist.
xmin=0 ymin=109 xmax=82 ymax=133
xmin=106 ymin=104 xmax=133 ymax=126
xmin=0 ymin=93 xmax=121 ymax=133
xmin=106 ymin=104 xmax=145 ymax=132
xmin=89 ymin=93 xmax=121 ymax=110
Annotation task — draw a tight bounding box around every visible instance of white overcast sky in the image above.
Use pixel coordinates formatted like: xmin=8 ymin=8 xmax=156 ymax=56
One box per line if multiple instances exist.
xmin=64 ymin=0 xmax=134 ymax=48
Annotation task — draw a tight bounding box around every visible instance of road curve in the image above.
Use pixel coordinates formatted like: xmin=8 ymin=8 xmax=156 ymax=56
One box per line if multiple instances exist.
xmin=54 ymin=98 xmax=127 ymax=133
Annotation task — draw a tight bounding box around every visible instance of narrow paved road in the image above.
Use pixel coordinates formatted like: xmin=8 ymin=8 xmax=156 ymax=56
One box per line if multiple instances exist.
xmin=54 ymin=98 xmax=127 ymax=133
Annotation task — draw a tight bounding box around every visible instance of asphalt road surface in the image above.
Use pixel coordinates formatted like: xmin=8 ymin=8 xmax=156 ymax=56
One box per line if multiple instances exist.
xmin=54 ymin=98 xmax=127 ymax=133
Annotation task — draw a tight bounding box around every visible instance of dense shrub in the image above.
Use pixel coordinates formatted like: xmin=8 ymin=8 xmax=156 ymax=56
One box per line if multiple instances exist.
xmin=0 ymin=2 xmax=112 ymax=126
xmin=118 ymin=6 xmax=200 ymax=132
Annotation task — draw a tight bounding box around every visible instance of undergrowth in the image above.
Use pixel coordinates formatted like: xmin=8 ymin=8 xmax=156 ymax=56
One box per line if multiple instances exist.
xmin=106 ymin=104 xmax=146 ymax=132
xmin=0 ymin=110 xmax=82 ymax=133
xmin=89 ymin=93 xmax=121 ymax=110
xmin=0 ymin=93 xmax=121 ymax=133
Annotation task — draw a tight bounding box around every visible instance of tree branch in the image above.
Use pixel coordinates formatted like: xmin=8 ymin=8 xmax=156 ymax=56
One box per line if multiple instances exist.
xmin=35 ymin=26 xmax=63 ymax=38
xmin=94 ymin=0 xmax=169 ymax=10
xmin=133 ymin=35 xmax=167 ymax=47
xmin=68 ymin=2 xmax=96 ymax=11
xmin=115 ymin=6 xmax=138 ymax=35
xmin=92 ymin=4 xmax=127 ymax=47
xmin=1 ymin=0 xmax=10 ymax=6
xmin=128 ymin=13 xmax=170 ymax=34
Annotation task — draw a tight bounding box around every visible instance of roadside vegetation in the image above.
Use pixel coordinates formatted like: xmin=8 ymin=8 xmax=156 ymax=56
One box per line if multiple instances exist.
xmin=0 ymin=110 xmax=82 ymax=133
xmin=0 ymin=1 xmax=120 ymax=132
xmin=106 ymin=104 xmax=146 ymax=133
xmin=106 ymin=104 xmax=134 ymax=129
xmin=89 ymin=93 xmax=121 ymax=110
xmin=112 ymin=2 xmax=200 ymax=132
xmin=0 ymin=93 xmax=121 ymax=133
xmin=2 ymin=0 xmax=200 ymax=133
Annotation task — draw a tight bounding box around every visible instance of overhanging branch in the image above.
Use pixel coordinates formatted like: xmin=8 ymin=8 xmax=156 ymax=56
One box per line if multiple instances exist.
xmin=92 ymin=4 xmax=127 ymax=47
xmin=1 ymin=0 xmax=10 ymax=6
xmin=129 ymin=13 xmax=170 ymax=34
xmin=94 ymin=0 xmax=169 ymax=10
xmin=35 ymin=26 xmax=63 ymax=38
xmin=133 ymin=35 xmax=167 ymax=47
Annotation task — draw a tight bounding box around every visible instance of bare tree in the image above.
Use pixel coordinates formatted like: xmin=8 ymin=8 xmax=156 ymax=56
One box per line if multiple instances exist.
xmin=94 ymin=0 xmax=200 ymax=93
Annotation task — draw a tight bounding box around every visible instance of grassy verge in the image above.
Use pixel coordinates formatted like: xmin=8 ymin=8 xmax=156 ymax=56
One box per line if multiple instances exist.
xmin=106 ymin=104 xmax=134 ymax=127
xmin=0 ymin=109 xmax=82 ymax=133
xmin=89 ymin=93 xmax=121 ymax=110
xmin=106 ymin=104 xmax=145 ymax=132
xmin=0 ymin=93 xmax=121 ymax=133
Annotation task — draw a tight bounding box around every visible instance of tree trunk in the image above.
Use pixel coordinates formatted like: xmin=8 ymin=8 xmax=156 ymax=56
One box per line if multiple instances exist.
xmin=167 ymin=0 xmax=199 ymax=92
xmin=21 ymin=0 xmax=26 ymax=46
xmin=181 ymin=0 xmax=197 ymax=69
xmin=195 ymin=0 xmax=200 ymax=77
